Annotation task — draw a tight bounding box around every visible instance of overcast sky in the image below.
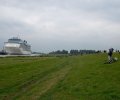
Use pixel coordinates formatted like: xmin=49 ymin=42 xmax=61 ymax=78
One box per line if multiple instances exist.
xmin=0 ymin=0 xmax=120 ymax=52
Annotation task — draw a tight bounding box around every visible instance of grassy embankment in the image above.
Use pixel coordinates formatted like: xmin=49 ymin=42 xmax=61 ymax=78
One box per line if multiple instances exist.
xmin=0 ymin=53 xmax=120 ymax=100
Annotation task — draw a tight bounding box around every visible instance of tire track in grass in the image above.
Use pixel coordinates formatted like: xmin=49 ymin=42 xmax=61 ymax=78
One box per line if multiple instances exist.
xmin=0 ymin=58 xmax=58 ymax=99
xmin=3 ymin=59 xmax=71 ymax=100
xmin=17 ymin=65 xmax=72 ymax=100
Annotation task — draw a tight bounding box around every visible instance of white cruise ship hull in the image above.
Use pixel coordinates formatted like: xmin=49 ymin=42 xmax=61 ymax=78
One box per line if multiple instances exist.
xmin=4 ymin=43 xmax=31 ymax=55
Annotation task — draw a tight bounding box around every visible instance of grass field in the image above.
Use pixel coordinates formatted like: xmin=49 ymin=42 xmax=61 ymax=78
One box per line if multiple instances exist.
xmin=0 ymin=53 xmax=120 ymax=100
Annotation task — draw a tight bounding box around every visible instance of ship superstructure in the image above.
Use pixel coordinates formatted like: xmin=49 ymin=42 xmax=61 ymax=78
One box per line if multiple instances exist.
xmin=4 ymin=37 xmax=31 ymax=55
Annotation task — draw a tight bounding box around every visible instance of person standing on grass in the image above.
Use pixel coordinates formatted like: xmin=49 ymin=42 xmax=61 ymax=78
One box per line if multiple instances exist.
xmin=108 ymin=48 xmax=114 ymax=63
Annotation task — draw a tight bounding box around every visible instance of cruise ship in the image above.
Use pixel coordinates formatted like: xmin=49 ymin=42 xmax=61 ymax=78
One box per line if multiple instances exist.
xmin=4 ymin=37 xmax=31 ymax=55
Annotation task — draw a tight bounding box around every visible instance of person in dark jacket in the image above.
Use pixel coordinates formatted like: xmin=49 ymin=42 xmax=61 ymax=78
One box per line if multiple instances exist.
xmin=108 ymin=48 xmax=114 ymax=63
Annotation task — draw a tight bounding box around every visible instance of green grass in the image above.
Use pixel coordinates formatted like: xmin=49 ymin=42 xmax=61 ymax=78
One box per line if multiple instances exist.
xmin=0 ymin=53 xmax=120 ymax=100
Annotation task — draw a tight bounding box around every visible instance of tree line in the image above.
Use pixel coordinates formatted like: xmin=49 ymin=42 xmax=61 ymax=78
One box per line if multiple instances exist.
xmin=49 ymin=49 xmax=96 ymax=55
xmin=49 ymin=50 xmax=68 ymax=54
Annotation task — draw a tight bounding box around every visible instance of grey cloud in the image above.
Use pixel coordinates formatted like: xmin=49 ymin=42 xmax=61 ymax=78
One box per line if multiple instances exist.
xmin=0 ymin=0 xmax=120 ymax=52
xmin=0 ymin=19 xmax=34 ymax=35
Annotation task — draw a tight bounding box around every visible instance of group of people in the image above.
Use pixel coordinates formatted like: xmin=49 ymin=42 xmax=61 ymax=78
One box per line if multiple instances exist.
xmin=107 ymin=48 xmax=118 ymax=63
